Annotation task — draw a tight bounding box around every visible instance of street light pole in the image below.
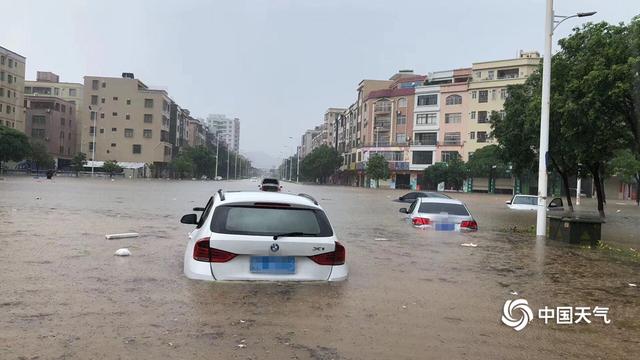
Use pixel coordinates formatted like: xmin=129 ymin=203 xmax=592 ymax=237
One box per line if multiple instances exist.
xmin=296 ymin=146 xmax=300 ymax=183
xmin=535 ymin=0 xmax=596 ymax=237
xmin=226 ymin=146 xmax=230 ymax=180
xmin=234 ymin=151 xmax=238 ymax=180
xmin=215 ymin=134 xmax=219 ymax=179
xmin=88 ymin=105 xmax=100 ymax=177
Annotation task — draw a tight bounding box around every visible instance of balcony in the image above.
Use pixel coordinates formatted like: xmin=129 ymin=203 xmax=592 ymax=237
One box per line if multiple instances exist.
xmin=442 ymin=140 xmax=462 ymax=146
xmin=413 ymin=139 xmax=438 ymax=146
xmin=374 ymin=103 xmax=392 ymax=113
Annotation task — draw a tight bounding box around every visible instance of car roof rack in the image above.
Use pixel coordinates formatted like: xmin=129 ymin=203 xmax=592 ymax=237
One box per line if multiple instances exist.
xmin=217 ymin=189 xmax=225 ymax=201
xmin=297 ymin=193 xmax=318 ymax=205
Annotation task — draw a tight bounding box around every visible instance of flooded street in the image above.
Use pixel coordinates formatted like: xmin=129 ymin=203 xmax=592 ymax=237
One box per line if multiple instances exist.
xmin=1 ymin=177 xmax=639 ymax=359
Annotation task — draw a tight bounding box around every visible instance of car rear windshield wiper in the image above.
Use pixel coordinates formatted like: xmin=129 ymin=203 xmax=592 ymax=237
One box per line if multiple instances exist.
xmin=272 ymin=232 xmax=315 ymax=240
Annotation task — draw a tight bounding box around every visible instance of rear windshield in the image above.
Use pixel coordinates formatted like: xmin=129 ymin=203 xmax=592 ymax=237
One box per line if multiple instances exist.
xmin=513 ymin=196 xmax=537 ymax=205
xmin=262 ymin=179 xmax=279 ymax=185
xmin=422 ymin=192 xmax=450 ymax=199
xmin=418 ymin=203 xmax=469 ymax=216
xmin=211 ymin=205 xmax=333 ymax=236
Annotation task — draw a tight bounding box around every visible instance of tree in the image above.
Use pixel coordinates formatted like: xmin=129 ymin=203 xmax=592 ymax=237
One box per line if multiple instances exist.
xmin=102 ymin=160 xmax=123 ymax=178
xmin=366 ymin=153 xmax=389 ymax=188
xmin=300 ymin=145 xmax=342 ymax=183
xmin=446 ymin=157 xmax=469 ymax=191
xmin=422 ymin=162 xmax=448 ymax=190
xmin=0 ymin=125 xmax=31 ymax=176
xmin=183 ymin=146 xmax=216 ymax=178
xmin=71 ymin=152 xmax=87 ymax=177
xmin=171 ymin=155 xmax=193 ymax=179
xmin=611 ymin=149 xmax=640 ymax=206
xmin=29 ymin=140 xmax=54 ymax=172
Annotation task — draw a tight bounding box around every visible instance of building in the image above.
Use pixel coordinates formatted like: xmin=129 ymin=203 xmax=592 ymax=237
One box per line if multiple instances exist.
xmin=25 ymin=72 xmax=84 ymax=153
xmin=204 ymin=114 xmax=240 ymax=152
xmin=323 ymin=108 xmax=346 ymax=149
xmin=300 ymin=126 xmax=322 ymax=158
xmin=0 ymin=46 xmax=26 ymax=131
xmin=82 ymin=73 xmax=173 ymax=173
xmin=186 ymin=116 xmax=206 ymax=147
xmin=466 ymin=51 xmax=541 ymax=159
xmin=24 ymin=96 xmax=77 ymax=167
xmin=438 ymin=68 xmax=472 ymax=162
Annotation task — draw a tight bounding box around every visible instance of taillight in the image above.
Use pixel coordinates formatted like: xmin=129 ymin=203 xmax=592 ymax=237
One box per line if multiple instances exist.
xmin=193 ymin=237 xmax=237 ymax=262
xmin=309 ymin=241 xmax=346 ymax=266
xmin=412 ymin=217 xmax=431 ymax=226
xmin=461 ymin=220 xmax=478 ymax=231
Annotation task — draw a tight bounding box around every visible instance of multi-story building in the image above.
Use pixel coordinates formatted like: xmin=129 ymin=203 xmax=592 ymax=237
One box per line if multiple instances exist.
xmin=466 ymin=51 xmax=541 ymax=159
xmin=186 ymin=116 xmax=206 ymax=147
xmin=323 ymin=108 xmax=346 ymax=149
xmin=25 ymin=72 xmax=84 ymax=153
xmin=310 ymin=124 xmax=326 ymax=151
xmin=204 ymin=114 xmax=240 ymax=152
xmin=438 ymin=68 xmax=472 ymax=162
xmin=0 ymin=46 xmax=26 ymax=131
xmin=300 ymin=126 xmax=322 ymax=158
xmin=82 ymin=73 xmax=173 ymax=173
xmin=24 ymin=96 xmax=77 ymax=167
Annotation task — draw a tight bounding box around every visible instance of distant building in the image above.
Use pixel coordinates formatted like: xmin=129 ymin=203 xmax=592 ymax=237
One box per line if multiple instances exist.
xmin=300 ymin=126 xmax=322 ymax=158
xmin=186 ymin=117 xmax=206 ymax=147
xmin=323 ymin=108 xmax=346 ymax=149
xmin=25 ymin=72 xmax=84 ymax=153
xmin=82 ymin=74 xmax=173 ymax=173
xmin=205 ymin=114 xmax=240 ymax=152
xmin=0 ymin=46 xmax=26 ymax=131
xmin=24 ymin=95 xmax=77 ymax=167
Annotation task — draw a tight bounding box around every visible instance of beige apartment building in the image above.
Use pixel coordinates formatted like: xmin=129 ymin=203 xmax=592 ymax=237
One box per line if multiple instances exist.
xmin=82 ymin=74 xmax=173 ymax=170
xmin=466 ymin=51 xmax=541 ymax=158
xmin=0 ymin=46 xmax=26 ymax=131
xmin=25 ymin=72 xmax=84 ymax=152
xmin=24 ymin=96 xmax=77 ymax=166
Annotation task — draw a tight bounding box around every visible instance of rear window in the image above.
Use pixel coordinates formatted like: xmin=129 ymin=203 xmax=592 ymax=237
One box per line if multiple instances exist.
xmin=262 ymin=178 xmax=279 ymax=185
xmin=423 ymin=192 xmax=450 ymax=199
xmin=211 ymin=205 xmax=333 ymax=237
xmin=418 ymin=203 xmax=469 ymax=216
xmin=513 ymin=196 xmax=537 ymax=205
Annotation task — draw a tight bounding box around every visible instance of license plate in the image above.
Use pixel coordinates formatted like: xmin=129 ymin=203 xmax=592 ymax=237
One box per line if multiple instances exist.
xmin=435 ymin=223 xmax=456 ymax=231
xmin=250 ymin=256 xmax=296 ymax=274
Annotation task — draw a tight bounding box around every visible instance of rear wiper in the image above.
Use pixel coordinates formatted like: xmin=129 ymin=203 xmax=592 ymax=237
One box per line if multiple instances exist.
xmin=272 ymin=232 xmax=313 ymax=240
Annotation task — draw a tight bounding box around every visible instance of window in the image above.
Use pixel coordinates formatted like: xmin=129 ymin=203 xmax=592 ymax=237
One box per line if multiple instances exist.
xmin=471 ymin=91 xmax=477 ymax=99
xmin=111 ymin=143 xmax=116 ymax=147
xmin=397 ymin=114 xmax=406 ymax=125
xmin=100 ymin=128 xmax=104 ymax=134
xmin=0 ymin=88 xmax=3 ymax=97
xmin=8 ymin=75 xmax=13 ymax=84
xmin=414 ymin=132 xmax=437 ymax=145
xmin=416 ymin=113 xmax=437 ymax=125
xmin=124 ymin=128 xmax=134 ymax=137
xmin=88 ymin=142 xmax=95 ymax=151
xmin=500 ymin=88 xmax=507 ymax=99
xmin=398 ymin=98 xmax=407 ymax=107
xmin=111 ymin=127 xmax=117 ymax=132
xmin=477 ymin=131 xmax=488 ymax=143
xmin=0 ymin=56 xmax=4 ymax=65
xmin=32 ymin=115 xmax=46 ymax=125
xmin=69 ymin=88 xmax=77 ymax=97
xmin=112 ymin=112 xmax=118 ymax=116
xmin=478 ymin=111 xmax=488 ymax=123
xmin=417 ymin=95 xmax=438 ymax=106
xmin=444 ymin=113 xmax=461 ymax=124
xmin=443 ymin=132 xmax=461 ymax=145
xmin=469 ymin=131 xmax=475 ymax=140
xmin=132 ymin=144 xmax=142 ymax=154
xmin=487 ymin=70 xmax=494 ymax=80
xmin=60 ymin=118 xmax=65 ymax=126
xmin=101 ymin=82 xmax=106 ymax=88
xmin=92 ymin=80 xmax=99 ymax=90
xmin=475 ymin=71 xmax=481 ymax=79
xmin=101 ymin=98 xmax=105 ymax=104
xmin=144 ymin=99 xmax=154 ymax=108
xmin=441 ymin=151 xmax=460 ymax=162
xmin=374 ymin=100 xmax=391 ymax=112
xmin=143 ymin=129 xmax=153 ymax=138
xmin=144 ymin=114 xmax=153 ymax=123
xmin=419 ymin=203 xmax=469 ymax=216
xmin=0 ymin=104 xmax=2 ymax=112
xmin=91 ymin=95 xmax=98 ymax=105
xmin=497 ymin=68 xmax=519 ymax=79
xmin=412 ymin=151 xmax=433 ymax=165
xmin=113 ymin=97 xmax=118 ymax=101
xmin=31 ymin=128 xmax=46 ymax=138
xmin=125 ymin=114 xmax=130 ymax=120
xmin=445 ymin=95 xmax=462 ymax=105
xmin=54 ymin=103 xmax=60 ymax=112
xmin=89 ymin=126 xmax=95 ymax=135
xmin=126 ymin=99 xmax=131 ymax=105
xmin=478 ymin=90 xmax=488 ymax=103
xmin=491 ymin=89 xmax=497 ymax=100
xmin=396 ymin=133 xmax=406 ymax=144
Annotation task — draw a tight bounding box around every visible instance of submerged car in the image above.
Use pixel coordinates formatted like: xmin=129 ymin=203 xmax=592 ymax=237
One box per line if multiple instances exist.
xmin=506 ymin=194 xmax=564 ymax=211
xmin=398 ymin=191 xmax=451 ymax=203
xmin=259 ymin=178 xmax=282 ymax=192
xmin=399 ymin=197 xmax=478 ymax=232
xmin=181 ymin=190 xmax=348 ymax=281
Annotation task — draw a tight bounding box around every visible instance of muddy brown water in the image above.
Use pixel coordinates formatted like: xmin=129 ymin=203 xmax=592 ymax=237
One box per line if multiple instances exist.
xmin=1 ymin=177 xmax=638 ymax=359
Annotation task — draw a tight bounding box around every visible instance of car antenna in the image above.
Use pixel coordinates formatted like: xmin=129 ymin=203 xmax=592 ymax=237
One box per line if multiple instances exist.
xmin=217 ymin=189 xmax=225 ymax=201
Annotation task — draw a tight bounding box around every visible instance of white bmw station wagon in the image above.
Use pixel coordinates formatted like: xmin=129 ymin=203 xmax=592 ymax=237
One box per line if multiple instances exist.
xmin=181 ymin=190 xmax=348 ymax=281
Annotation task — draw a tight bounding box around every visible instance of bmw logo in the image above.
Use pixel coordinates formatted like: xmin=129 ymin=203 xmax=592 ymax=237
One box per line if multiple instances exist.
xmin=270 ymin=243 xmax=280 ymax=252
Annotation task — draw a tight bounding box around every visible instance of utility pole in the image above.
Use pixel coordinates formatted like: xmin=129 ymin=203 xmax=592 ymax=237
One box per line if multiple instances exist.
xmin=296 ymin=146 xmax=300 ymax=183
xmin=215 ymin=134 xmax=219 ymax=179
xmin=226 ymin=146 xmax=230 ymax=180
xmin=234 ymin=151 xmax=238 ymax=180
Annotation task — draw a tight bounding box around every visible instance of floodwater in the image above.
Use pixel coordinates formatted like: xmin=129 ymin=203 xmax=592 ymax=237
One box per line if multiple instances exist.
xmin=0 ymin=177 xmax=639 ymax=359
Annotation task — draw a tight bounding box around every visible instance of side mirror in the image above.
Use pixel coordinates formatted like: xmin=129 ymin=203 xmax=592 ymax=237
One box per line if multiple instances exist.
xmin=193 ymin=207 xmax=205 ymax=211
xmin=180 ymin=214 xmax=198 ymax=224
xmin=399 ymin=208 xmax=408 ymax=214
xmin=399 ymin=197 xmax=404 ymax=201
xmin=505 ymin=201 xmax=511 ymax=205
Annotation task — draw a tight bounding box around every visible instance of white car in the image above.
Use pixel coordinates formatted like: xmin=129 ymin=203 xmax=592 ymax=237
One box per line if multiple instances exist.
xmin=399 ymin=197 xmax=478 ymax=232
xmin=506 ymin=194 xmax=564 ymax=211
xmin=181 ymin=190 xmax=348 ymax=281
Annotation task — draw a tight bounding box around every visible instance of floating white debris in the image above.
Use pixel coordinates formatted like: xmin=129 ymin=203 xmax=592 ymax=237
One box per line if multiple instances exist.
xmin=460 ymin=243 xmax=478 ymax=247
xmin=510 ymin=291 xmax=518 ymax=296
xmin=401 ymin=305 xmax=407 ymax=309
xmin=629 ymin=283 xmax=637 ymax=287
xmin=105 ymin=233 xmax=139 ymax=240
xmin=374 ymin=238 xmax=389 ymax=241
xmin=237 ymin=344 xmax=246 ymax=348
xmin=239 ymin=320 xmax=246 ymax=323
xmin=616 ymin=209 xmax=621 ymax=213
xmin=114 ymin=248 xmax=131 ymax=256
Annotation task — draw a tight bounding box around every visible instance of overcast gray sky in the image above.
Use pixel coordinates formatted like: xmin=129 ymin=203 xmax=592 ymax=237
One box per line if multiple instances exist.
xmin=4 ymin=0 xmax=638 ymax=168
